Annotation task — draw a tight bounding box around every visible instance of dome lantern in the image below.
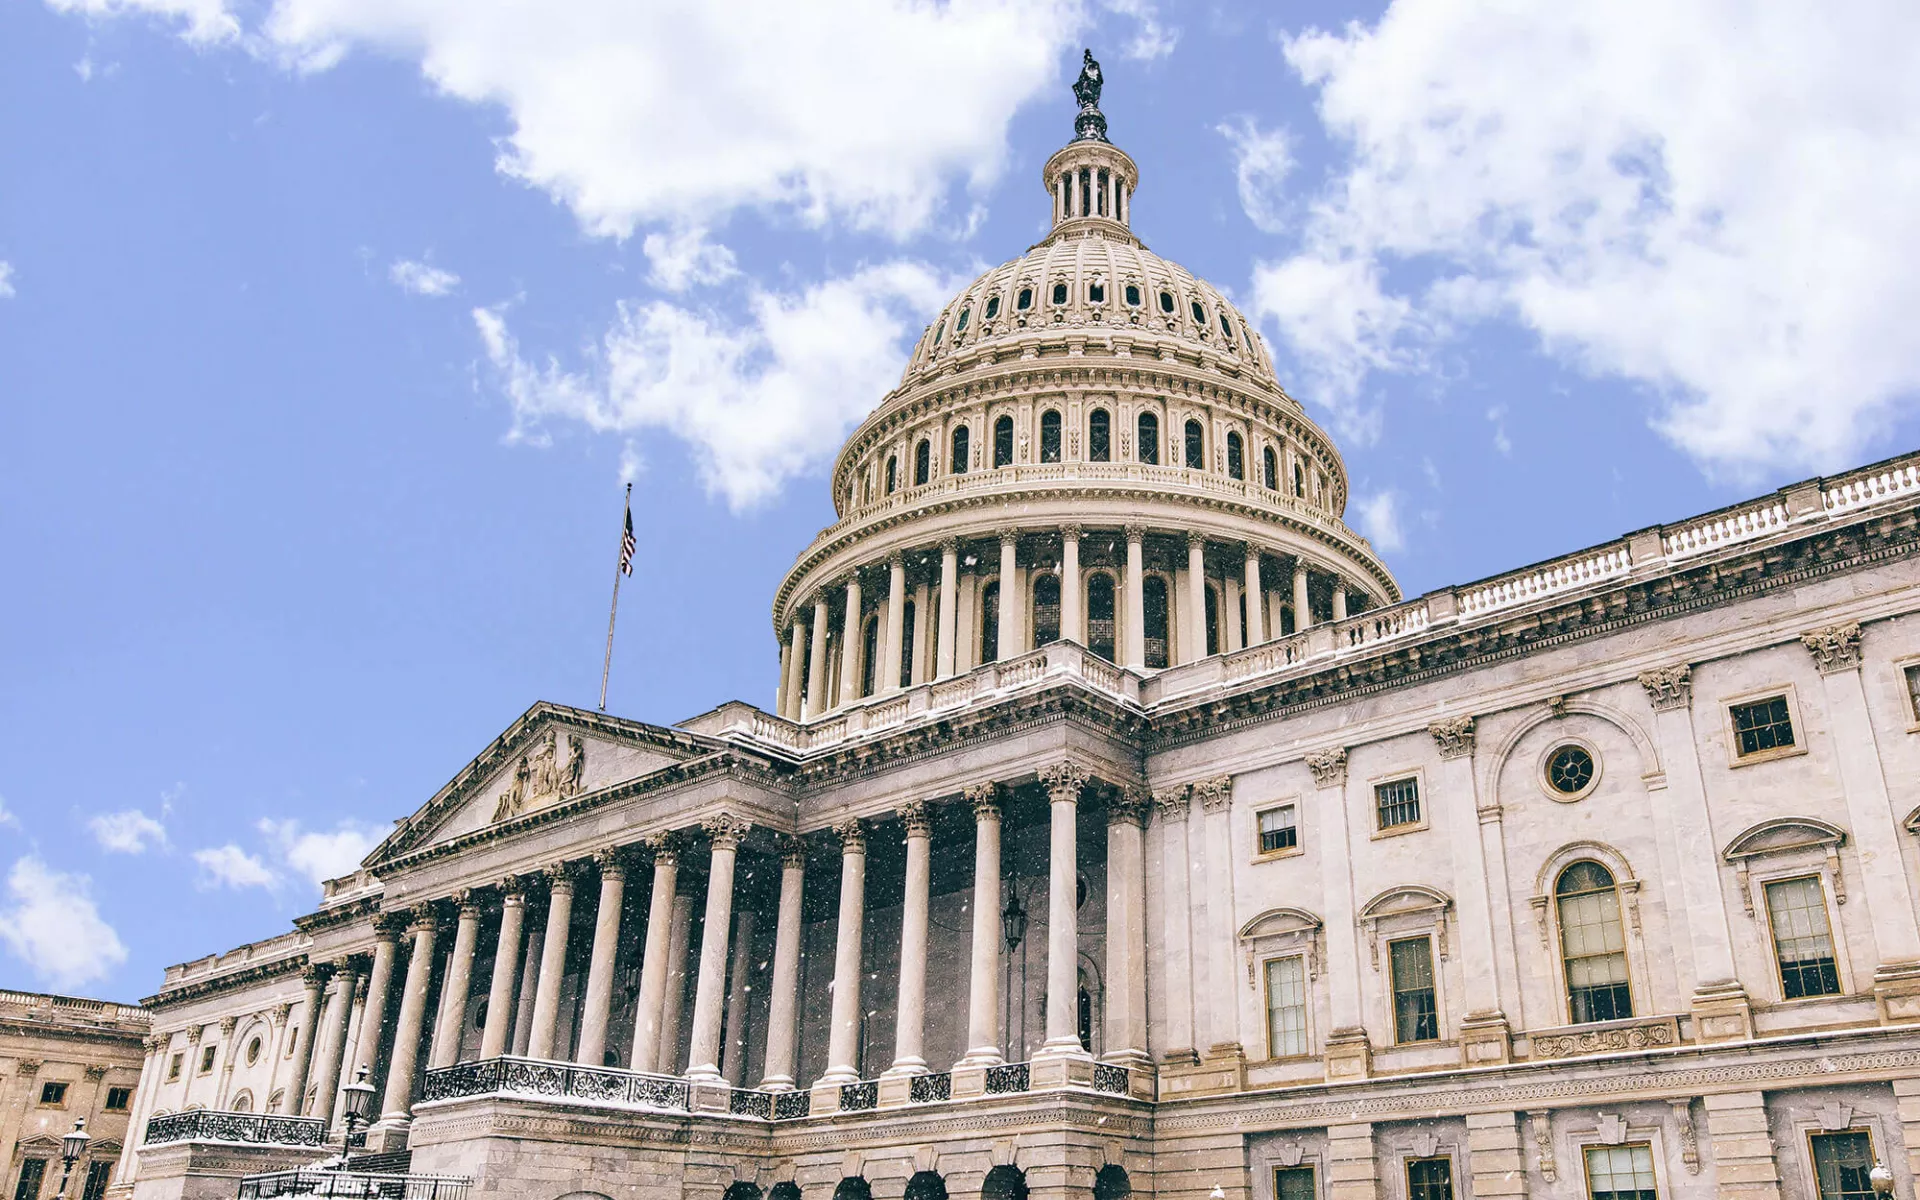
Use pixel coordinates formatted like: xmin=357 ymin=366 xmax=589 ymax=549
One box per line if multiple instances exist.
xmin=1043 ymin=50 xmax=1137 ymax=232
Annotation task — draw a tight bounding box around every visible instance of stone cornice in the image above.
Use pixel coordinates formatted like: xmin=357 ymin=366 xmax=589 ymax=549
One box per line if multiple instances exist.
xmin=144 ymin=954 xmax=308 ymax=1011
xmin=293 ymin=894 xmax=380 ymax=935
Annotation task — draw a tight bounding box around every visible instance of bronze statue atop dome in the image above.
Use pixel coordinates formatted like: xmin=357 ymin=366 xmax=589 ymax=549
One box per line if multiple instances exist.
xmin=1072 ymin=49 xmax=1108 ymax=143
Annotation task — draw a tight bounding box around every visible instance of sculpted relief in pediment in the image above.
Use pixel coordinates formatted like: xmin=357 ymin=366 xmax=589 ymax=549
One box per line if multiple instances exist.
xmin=490 ymin=728 xmax=585 ymax=824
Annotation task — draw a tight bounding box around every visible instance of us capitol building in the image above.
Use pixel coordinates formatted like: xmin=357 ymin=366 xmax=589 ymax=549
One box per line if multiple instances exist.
xmin=107 ymin=56 xmax=1920 ymax=1200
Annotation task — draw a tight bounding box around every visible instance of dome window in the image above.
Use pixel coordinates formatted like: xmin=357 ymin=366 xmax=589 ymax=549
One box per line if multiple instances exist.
xmin=1124 ymin=284 xmax=1141 ymax=306
xmin=1158 ymin=290 xmax=1175 ymax=314
xmin=1051 ymin=282 xmax=1069 ymax=305
xmin=1190 ymin=300 xmax=1206 ymax=325
xmin=993 ymin=415 xmax=1014 ymax=468
xmin=1137 ymin=412 xmax=1160 ymax=464
xmin=914 ymin=439 xmax=931 ymax=486
xmin=932 ymin=321 xmax=944 ymax=345
xmin=1220 ymin=314 xmax=1234 ymax=339
xmin=1184 ymin=419 xmax=1205 ymax=470
xmin=1088 ymin=409 xmax=1111 ymax=462
xmin=1227 ymin=431 xmax=1245 ymax=480
xmin=1040 ymin=409 xmax=1062 ymax=463
xmin=885 ymin=455 xmax=898 ymax=495
xmin=1088 ymin=281 xmax=1105 ymax=304
xmin=1294 ymin=461 xmax=1306 ymax=498
xmin=951 ymin=425 xmax=970 ymax=475
xmin=985 ymin=295 xmax=1000 ymax=320
xmin=1263 ymin=446 xmax=1279 ymax=491
xmin=956 ymin=307 xmax=970 ymax=333
xmin=1017 ymin=287 xmax=1033 ymax=311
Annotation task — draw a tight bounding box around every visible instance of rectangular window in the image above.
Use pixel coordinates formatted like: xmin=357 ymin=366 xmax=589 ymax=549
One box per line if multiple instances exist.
xmin=1406 ymin=1157 xmax=1454 ymax=1200
xmin=1730 ymin=695 xmax=1796 ymax=757
xmin=1264 ymin=956 xmax=1309 ymax=1058
xmin=80 ymin=1163 xmax=112 ymax=1200
xmin=37 ymin=1082 xmax=68 ymax=1106
xmin=1375 ymin=777 xmax=1421 ymax=830
xmin=166 ymin=1054 xmax=183 ymax=1082
xmin=13 ymin=1159 xmax=47 ymax=1200
xmin=104 ymin=1087 xmax=133 ymax=1113
xmin=1584 ymin=1144 xmax=1658 ymax=1200
xmin=1390 ymin=937 xmax=1440 ymax=1043
xmin=1810 ymin=1130 xmax=1877 ymax=1200
xmin=1766 ymin=876 xmax=1843 ymax=998
xmin=1258 ymin=805 xmax=1298 ymax=854
xmin=1273 ymin=1167 xmax=1315 ymax=1200
xmin=1905 ymin=663 xmax=1920 ymax=722
xmin=199 ymin=1046 xmax=217 ymax=1074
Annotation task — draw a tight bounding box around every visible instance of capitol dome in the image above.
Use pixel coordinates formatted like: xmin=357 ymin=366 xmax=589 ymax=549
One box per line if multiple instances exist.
xmin=769 ymin=71 xmax=1398 ymax=722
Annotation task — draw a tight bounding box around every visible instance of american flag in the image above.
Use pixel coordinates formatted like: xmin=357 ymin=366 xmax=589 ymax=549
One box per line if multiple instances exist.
xmin=618 ymin=504 xmax=636 ymax=576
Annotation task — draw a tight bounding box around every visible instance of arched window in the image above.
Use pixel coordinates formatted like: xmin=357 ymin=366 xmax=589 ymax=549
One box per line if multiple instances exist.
xmin=982 ymin=1168 xmax=1028 ymax=1200
xmin=1220 ymin=313 xmax=1234 ymax=340
xmin=1124 ymin=284 xmax=1141 ymax=307
xmin=980 ymin=582 xmax=1001 ymax=663
xmin=1088 ymin=280 xmax=1106 ymax=304
xmin=913 ymin=439 xmax=931 ymax=486
xmin=1143 ymin=575 xmax=1169 ymax=669
xmin=1088 ymin=409 xmax=1111 ymax=462
xmin=1293 ymin=460 xmax=1306 ymax=498
xmin=1204 ymin=584 xmax=1220 ymax=656
xmin=984 ymin=295 xmax=1000 ymax=320
xmin=1557 ymin=862 xmax=1633 ymax=1023
xmin=885 ymin=455 xmax=897 ymax=494
xmin=1158 ymin=290 xmax=1175 ymax=314
xmin=956 ymin=307 xmax=970 ymax=333
xmin=1051 ymin=282 xmax=1069 ymax=305
xmin=1040 ymin=410 xmax=1062 ymax=463
xmin=905 ymin=1175 xmax=948 ymax=1200
xmin=1033 ymin=574 xmax=1061 ymax=645
xmin=1190 ymin=299 xmax=1206 ymax=325
xmin=951 ymin=425 xmax=970 ymax=475
xmin=1184 ymin=419 xmax=1205 ymax=469
xmin=993 ymin=415 xmax=1014 ymax=467
xmin=1137 ymin=412 xmax=1159 ymax=464
xmin=231 ymin=1090 xmax=253 ymax=1113
xmin=1087 ymin=574 xmax=1117 ymax=663
xmin=1017 ymin=287 xmax=1033 ymax=311
xmin=933 ymin=321 xmax=945 ymax=345
xmin=1263 ymin=445 xmax=1279 ymax=491
xmin=1226 ymin=431 xmax=1245 ymax=480
xmin=899 ymin=599 xmax=917 ymax=688
xmin=860 ymin=615 xmax=879 ymax=698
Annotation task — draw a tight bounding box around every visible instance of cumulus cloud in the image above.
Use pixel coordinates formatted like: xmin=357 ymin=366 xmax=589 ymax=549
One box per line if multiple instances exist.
xmin=1219 ymin=117 xmax=1293 ymax=234
xmin=258 ymin=817 xmax=384 ymax=888
xmin=45 ymin=0 xmax=236 ymax=44
xmin=478 ymin=260 xmax=954 ymax=508
xmin=193 ymin=843 xmax=278 ymax=890
xmin=1354 ymin=490 xmax=1405 ymax=554
xmin=89 ymin=809 xmax=169 ymax=854
xmin=1099 ymin=0 xmax=1178 ymax=60
xmin=642 ymin=228 xmax=738 ymax=293
xmin=0 ymin=262 xmax=14 ymax=299
xmin=1251 ymin=1 xmax=1920 ymax=478
xmin=389 ymin=258 xmax=460 ymax=296
xmin=0 ymin=858 xmax=129 ymax=989
xmin=0 ymin=796 xmax=18 ymax=830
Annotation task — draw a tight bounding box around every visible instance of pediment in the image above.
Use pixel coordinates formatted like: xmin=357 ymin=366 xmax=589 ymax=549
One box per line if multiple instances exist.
xmin=1723 ymin=817 xmax=1847 ymax=862
xmin=366 ymin=702 xmax=722 ymax=865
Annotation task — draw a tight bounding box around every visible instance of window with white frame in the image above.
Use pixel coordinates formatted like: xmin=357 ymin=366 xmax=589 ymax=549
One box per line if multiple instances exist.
xmin=1766 ymin=876 xmax=1842 ymax=998
xmin=1583 ymin=1144 xmax=1657 ymax=1200
xmin=1389 ymin=937 xmax=1439 ymax=1043
xmin=1557 ymin=861 xmax=1633 ymax=1023
xmin=1257 ymin=805 xmax=1298 ymax=855
xmin=1264 ymin=956 xmax=1308 ymax=1058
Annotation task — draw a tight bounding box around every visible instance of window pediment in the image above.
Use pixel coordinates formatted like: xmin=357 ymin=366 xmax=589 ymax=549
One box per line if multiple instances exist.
xmin=1239 ymin=907 xmax=1321 ymax=986
xmin=1358 ymin=886 xmax=1451 ymax=969
xmin=1723 ymin=817 xmax=1849 ymax=917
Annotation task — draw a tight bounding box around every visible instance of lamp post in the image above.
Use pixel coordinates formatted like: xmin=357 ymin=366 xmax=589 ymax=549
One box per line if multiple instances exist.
xmin=56 ymin=1118 xmax=89 ymax=1200
xmin=1870 ymin=1159 xmax=1894 ymax=1196
xmin=338 ymin=1065 xmax=376 ymax=1158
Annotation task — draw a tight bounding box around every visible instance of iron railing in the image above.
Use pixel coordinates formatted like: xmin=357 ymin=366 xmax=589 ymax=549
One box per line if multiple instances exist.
xmin=1091 ymin=1064 xmax=1129 ymax=1095
xmin=771 ymin=1091 xmax=812 ymax=1120
xmin=420 ymin=1057 xmax=689 ymax=1112
xmin=838 ymin=1081 xmax=878 ymax=1112
xmin=728 ymin=1089 xmax=772 ymax=1120
xmin=908 ymin=1073 xmax=951 ymax=1104
xmin=238 ymin=1171 xmax=469 ymax=1200
xmin=143 ymin=1110 xmax=327 ymax=1148
xmin=984 ymin=1063 xmax=1030 ymax=1095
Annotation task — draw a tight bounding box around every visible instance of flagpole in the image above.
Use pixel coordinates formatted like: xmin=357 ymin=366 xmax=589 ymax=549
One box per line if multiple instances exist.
xmin=599 ymin=482 xmax=632 ymax=712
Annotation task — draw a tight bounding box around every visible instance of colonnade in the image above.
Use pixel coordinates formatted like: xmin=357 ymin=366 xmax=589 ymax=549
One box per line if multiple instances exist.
xmin=777 ymin=527 xmax=1368 ymax=720
xmin=275 ymin=763 xmax=1147 ymax=1131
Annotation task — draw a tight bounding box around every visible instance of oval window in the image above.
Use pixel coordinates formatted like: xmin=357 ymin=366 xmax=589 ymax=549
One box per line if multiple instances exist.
xmin=1052 ymin=282 xmax=1069 ymax=305
xmin=1220 ymin=314 xmax=1233 ymax=339
xmin=1158 ymin=290 xmax=1175 ymax=314
xmin=1017 ymin=287 xmax=1033 ymax=310
xmin=932 ymin=321 xmax=944 ymax=345
xmin=1124 ymin=284 xmax=1141 ymax=306
xmin=984 ymin=295 xmax=1000 ymax=319
xmin=956 ymin=308 xmax=970 ymax=332
xmin=1088 ymin=282 xmax=1105 ymax=303
xmin=246 ymin=1038 xmax=262 ymax=1065
xmin=1191 ymin=300 xmax=1206 ymax=325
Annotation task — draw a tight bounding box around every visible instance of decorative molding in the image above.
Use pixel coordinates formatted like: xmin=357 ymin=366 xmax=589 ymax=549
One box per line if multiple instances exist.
xmin=898 ymin=800 xmax=933 ymax=837
xmin=1530 ymin=1016 xmax=1679 ymax=1059
xmin=1304 ymin=748 xmax=1348 ymax=789
xmin=1428 ymin=716 xmax=1476 ymax=760
xmin=1637 ymin=664 xmax=1693 ymax=712
xmin=1593 ymin=1113 xmax=1628 ymax=1145
xmin=1530 ymin=1110 xmax=1556 ymax=1183
xmin=1108 ymin=786 xmax=1150 ymax=828
xmin=778 ymin=837 xmax=808 ymax=870
xmin=1801 ymin=621 xmax=1864 ymax=673
xmin=218 ymin=1016 xmax=238 ymax=1036
xmin=1722 ymin=817 xmax=1849 ymax=915
xmin=702 ymin=813 xmax=751 ymax=851
xmin=1039 ymin=762 xmax=1092 ymax=803
xmin=1152 ymin=787 xmax=1190 ymax=821
xmin=834 ymin=819 xmax=867 ymax=854
xmin=966 ymin=782 xmax=1002 ymax=822
xmin=1669 ymin=1098 xmax=1700 ymax=1173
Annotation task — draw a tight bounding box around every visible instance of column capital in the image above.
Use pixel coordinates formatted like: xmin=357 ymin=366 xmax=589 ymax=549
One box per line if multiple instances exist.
xmin=143 ymin=1034 xmax=169 ymax=1054
xmin=542 ymin=859 xmax=583 ymax=893
xmin=899 ymin=800 xmax=934 ymax=837
xmin=1241 ymin=541 xmax=1264 ymax=560
xmin=218 ymin=1015 xmax=238 ymax=1036
xmin=450 ymin=887 xmax=482 ymax=917
xmin=1061 ymin=523 xmax=1083 ymax=541
xmin=1193 ymin=775 xmax=1233 ymax=813
xmin=1305 ymin=747 xmax=1349 ymax=789
xmin=778 ymin=835 xmax=808 ymax=870
xmin=328 ymin=955 xmax=360 ymax=980
xmin=940 ymin=537 xmax=962 ymax=554
xmin=372 ymin=911 xmax=410 ymax=939
xmin=272 ymin=1002 xmax=293 ymax=1026
xmin=1152 ymin=786 xmax=1190 ymax=821
xmin=887 ymin=552 xmax=907 ymax=570
xmin=301 ymin=963 xmax=334 ymax=988
xmin=965 ymin=782 xmax=1002 ymax=821
xmin=1801 ymin=621 xmax=1863 ymax=674
xmin=1428 ymin=716 xmax=1477 ymax=760
xmin=703 ymin=813 xmax=751 ymax=851
xmin=1186 ymin=531 xmax=1206 ymax=551
xmin=1637 ymin=664 xmax=1693 ymax=711
xmin=1039 ymin=761 xmax=1092 ymax=804
xmin=496 ymin=872 xmax=528 ymax=900
xmin=999 ymin=530 xmax=1019 ymax=549
xmin=591 ymin=846 xmax=630 ymax=880
xmin=408 ymin=902 xmax=441 ymax=932
xmin=641 ymin=830 xmax=683 ymax=866
xmin=834 ymin=818 xmax=867 ymax=853
xmin=1123 ymin=522 xmax=1147 ymax=543
xmin=1108 ymin=786 xmax=1151 ymax=827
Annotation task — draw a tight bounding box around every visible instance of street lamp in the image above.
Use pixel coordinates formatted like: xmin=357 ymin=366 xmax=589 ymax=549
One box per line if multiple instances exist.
xmin=339 ymin=1065 xmax=377 ymax=1157
xmin=1002 ymin=891 xmax=1028 ymax=951
xmin=56 ymin=1118 xmax=89 ymax=1200
xmin=1869 ymin=1159 xmax=1894 ymax=1196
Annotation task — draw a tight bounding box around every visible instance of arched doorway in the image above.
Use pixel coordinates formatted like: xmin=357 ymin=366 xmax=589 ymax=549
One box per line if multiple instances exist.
xmin=833 ymin=1180 xmax=873 ymax=1200
xmin=723 ymin=1186 xmax=763 ymax=1200
xmin=904 ymin=1173 xmax=948 ymax=1200
xmin=769 ymin=1186 xmax=802 ymax=1200
xmin=1094 ymin=1167 xmax=1131 ymax=1200
xmin=981 ymin=1167 xmax=1028 ymax=1200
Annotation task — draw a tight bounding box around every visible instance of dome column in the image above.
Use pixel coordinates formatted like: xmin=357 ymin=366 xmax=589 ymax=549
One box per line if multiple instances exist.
xmin=1061 ymin=525 xmax=1083 ymax=646
xmin=956 ymin=786 xmax=1005 ymax=1073
xmin=783 ymin=619 xmax=806 ymax=721
xmin=997 ymin=534 xmax=1019 ymax=659
xmin=805 ymin=594 xmax=831 ymax=717
xmin=882 ymin=555 xmax=907 ymax=695
xmin=1123 ymin=525 xmax=1146 ymax=670
xmin=1243 ymin=545 xmax=1267 ymax=646
xmin=816 ymin=820 xmax=868 ymax=1088
xmin=837 ymin=574 xmax=863 ymax=707
xmin=1293 ymin=560 xmax=1314 ymax=630
xmin=1035 ymin=763 xmax=1094 ymax=1071
xmin=936 ymin=540 xmax=960 ymax=678
xmin=1332 ymin=577 xmax=1348 ymax=622
xmin=1185 ymin=535 xmax=1207 ymax=662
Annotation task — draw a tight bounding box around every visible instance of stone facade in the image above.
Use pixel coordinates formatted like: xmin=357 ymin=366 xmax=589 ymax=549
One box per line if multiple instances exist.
xmin=122 ymin=72 xmax=1920 ymax=1200
xmin=2 ymin=990 xmax=149 ymax=1200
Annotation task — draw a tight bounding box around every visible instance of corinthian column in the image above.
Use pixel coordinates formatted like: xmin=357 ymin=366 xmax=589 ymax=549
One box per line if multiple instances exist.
xmin=1037 ymin=763 xmax=1092 ymax=1059
xmin=1430 ymin=717 xmax=1508 ymax=1064
xmin=479 ymin=876 xmax=527 ymax=1059
xmin=377 ymin=905 xmax=440 ymax=1124
xmin=1185 ymin=534 xmax=1207 ymax=662
xmin=527 ymin=863 xmax=578 ymax=1060
xmin=818 ymin=819 xmax=868 ymax=1085
xmin=887 ymin=801 xmax=934 ymax=1076
xmin=686 ymin=815 xmax=750 ymax=1082
xmin=936 ymin=540 xmax=960 ymax=678
xmin=837 ymin=574 xmax=864 ymax=706
xmin=996 ymin=534 xmax=1019 ymax=659
xmin=1242 ymin=545 xmax=1266 ymax=645
xmin=1061 ymin=526 xmax=1083 ymax=646
xmin=282 ymin=965 xmax=330 ymax=1116
xmin=308 ymin=960 xmax=358 ymax=1124
xmin=350 ymin=917 xmax=403 ymax=1087
xmin=806 ymin=594 xmax=832 ymax=717
xmin=576 ymin=850 xmax=628 ymax=1067
xmin=959 ymin=784 xmax=1004 ymax=1067
xmin=1105 ymin=788 xmax=1150 ymax=1067
xmin=1293 ymin=561 xmax=1312 ymax=629
xmin=883 ymin=555 xmax=908 ymax=694
xmin=629 ymin=834 xmax=681 ymax=1072
xmin=759 ymin=839 xmax=808 ymax=1090
xmin=784 ymin=620 xmax=807 ymax=720
xmin=1123 ymin=526 xmax=1146 ymax=669
xmin=430 ymin=891 xmax=483 ymax=1069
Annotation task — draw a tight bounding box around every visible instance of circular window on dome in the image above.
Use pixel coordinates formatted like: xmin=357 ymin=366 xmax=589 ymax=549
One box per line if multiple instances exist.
xmin=1051 ymin=282 xmax=1069 ymax=305
xmin=1158 ymin=290 xmax=1175 ymax=314
xmin=1543 ymin=743 xmax=1600 ymax=801
xmin=984 ymin=295 xmax=1000 ymax=320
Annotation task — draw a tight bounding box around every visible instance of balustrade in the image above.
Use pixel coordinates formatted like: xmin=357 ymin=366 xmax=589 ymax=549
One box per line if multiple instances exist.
xmin=144 ymin=1110 xmax=327 ymax=1148
xmin=238 ymin=1170 xmax=470 ymax=1200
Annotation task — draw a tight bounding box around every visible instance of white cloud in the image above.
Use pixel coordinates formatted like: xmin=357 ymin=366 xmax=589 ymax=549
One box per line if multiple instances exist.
xmin=1254 ymin=1 xmax=1920 ymax=478
xmin=389 ymin=258 xmax=460 ymax=296
xmin=258 ymin=818 xmax=384 ymax=889
xmin=193 ymin=843 xmax=278 ymax=890
xmin=89 ymin=809 xmax=169 ymax=855
xmin=46 ymin=0 xmax=236 ymax=44
xmin=1486 ymin=405 xmax=1512 ymax=457
xmin=1099 ymin=0 xmax=1178 ymax=60
xmin=641 ymin=228 xmax=738 ymax=293
xmin=0 ymin=797 xmax=17 ymax=830
xmin=0 ymin=858 xmax=128 ymax=990
xmin=478 ymin=260 xmax=954 ymax=509
xmin=1219 ymin=117 xmax=1293 ymax=235
xmin=0 ymin=262 xmax=14 ymax=299
xmin=1354 ymin=490 xmax=1405 ymax=554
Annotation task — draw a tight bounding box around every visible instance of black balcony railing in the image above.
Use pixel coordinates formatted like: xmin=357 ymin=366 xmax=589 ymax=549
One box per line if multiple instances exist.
xmin=420 ymin=1057 xmax=689 ymax=1112
xmin=838 ymin=1081 xmax=878 ymax=1112
xmin=984 ymin=1063 xmax=1030 ymax=1095
xmin=238 ymin=1170 xmax=470 ymax=1200
xmin=908 ymin=1073 xmax=951 ymax=1104
xmin=143 ymin=1110 xmax=327 ymax=1148
xmin=771 ymin=1090 xmax=812 ymax=1120
xmin=728 ymin=1089 xmax=772 ymax=1120
xmin=1091 ymin=1064 xmax=1129 ymax=1095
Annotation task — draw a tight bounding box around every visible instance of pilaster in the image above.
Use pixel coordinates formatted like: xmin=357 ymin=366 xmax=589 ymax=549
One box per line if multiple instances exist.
xmin=1702 ymin=1091 xmax=1782 ymax=1200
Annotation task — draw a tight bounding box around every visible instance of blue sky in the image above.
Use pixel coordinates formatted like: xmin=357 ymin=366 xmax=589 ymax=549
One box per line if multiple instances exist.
xmin=4 ymin=0 xmax=1919 ymax=999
